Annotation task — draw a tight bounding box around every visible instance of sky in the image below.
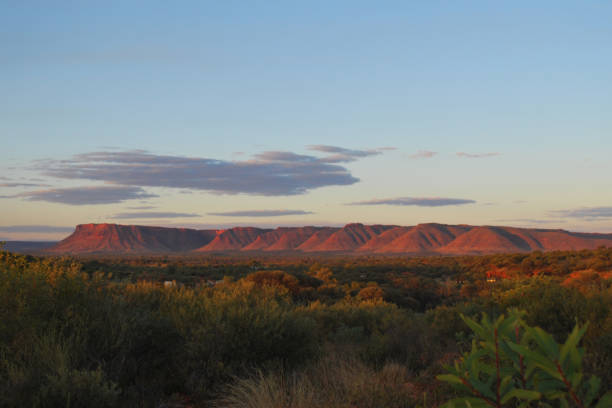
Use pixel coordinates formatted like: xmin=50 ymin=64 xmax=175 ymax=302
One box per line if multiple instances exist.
xmin=1 ymin=1 xmax=612 ymax=241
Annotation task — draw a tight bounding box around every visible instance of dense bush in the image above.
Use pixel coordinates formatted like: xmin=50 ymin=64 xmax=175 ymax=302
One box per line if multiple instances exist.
xmin=0 ymin=255 xmax=318 ymax=406
xmin=1 ymin=248 xmax=611 ymax=406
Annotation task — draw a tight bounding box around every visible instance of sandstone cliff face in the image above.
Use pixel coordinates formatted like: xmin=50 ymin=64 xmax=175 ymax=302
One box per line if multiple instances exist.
xmin=47 ymin=223 xmax=612 ymax=255
xmin=302 ymin=223 xmax=393 ymax=252
xmin=196 ymin=227 xmax=268 ymax=251
xmin=375 ymin=223 xmax=469 ymax=253
xmin=48 ymin=223 xmax=217 ymax=254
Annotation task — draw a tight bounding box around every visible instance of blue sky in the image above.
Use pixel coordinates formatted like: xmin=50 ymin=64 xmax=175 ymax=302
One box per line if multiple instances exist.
xmin=1 ymin=1 xmax=612 ymax=240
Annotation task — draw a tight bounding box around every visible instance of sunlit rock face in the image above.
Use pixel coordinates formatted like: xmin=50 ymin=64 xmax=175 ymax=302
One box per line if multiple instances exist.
xmin=48 ymin=223 xmax=218 ymax=254
xmin=47 ymin=223 xmax=612 ymax=255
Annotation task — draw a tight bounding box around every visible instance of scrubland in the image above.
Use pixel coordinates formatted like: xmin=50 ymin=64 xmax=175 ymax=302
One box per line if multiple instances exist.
xmin=1 ymin=248 xmax=612 ymax=407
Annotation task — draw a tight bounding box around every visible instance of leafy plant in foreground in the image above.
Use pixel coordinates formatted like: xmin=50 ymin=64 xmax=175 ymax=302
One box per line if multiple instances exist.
xmin=437 ymin=310 xmax=612 ymax=407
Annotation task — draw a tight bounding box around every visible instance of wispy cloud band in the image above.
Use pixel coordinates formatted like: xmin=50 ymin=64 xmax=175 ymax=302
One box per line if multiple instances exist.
xmin=0 ymin=225 xmax=75 ymax=233
xmin=552 ymin=207 xmax=612 ymax=220
xmin=456 ymin=152 xmax=500 ymax=158
xmin=348 ymin=197 xmax=476 ymax=207
xmin=208 ymin=210 xmax=314 ymax=217
xmin=0 ymin=182 xmax=50 ymax=188
xmin=16 ymin=186 xmax=157 ymax=205
xmin=112 ymin=212 xmax=200 ymax=219
xmin=307 ymin=145 xmax=392 ymax=163
xmin=408 ymin=150 xmax=437 ymax=159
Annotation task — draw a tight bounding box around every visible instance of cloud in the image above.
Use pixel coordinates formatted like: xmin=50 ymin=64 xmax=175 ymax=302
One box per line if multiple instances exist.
xmin=112 ymin=212 xmax=200 ymax=219
xmin=163 ymin=220 xmax=345 ymax=230
xmin=17 ymin=186 xmax=157 ymax=205
xmin=0 ymin=225 xmax=75 ymax=233
xmin=126 ymin=205 xmax=156 ymax=210
xmin=552 ymin=207 xmax=612 ymax=220
xmin=497 ymin=218 xmax=563 ymax=225
xmin=0 ymin=182 xmax=50 ymax=188
xmin=307 ymin=145 xmax=392 ymax=163
xmin=208 ymin=210 xmax=314 ymax=217
xmin=38 ymin=149 xmax=363 ymax=196
xmin=408 ymin=150 xmax=437 ymax=159
xmin=456 ymin=152 xmax=500 ymax=158
xmin=254 ymin=151 xmax=319 ymax=163
xmin=348 ymin=197 xmax=477 ymax=207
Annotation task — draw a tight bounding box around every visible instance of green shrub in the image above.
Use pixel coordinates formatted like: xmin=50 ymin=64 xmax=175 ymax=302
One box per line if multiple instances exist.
xmin=437 ymin=310 xmax=612 ymax=407
xmin=0 ymin=332 xmax=119 ymax=408
xmin=159 ymin=281 xmax=318 ymax=398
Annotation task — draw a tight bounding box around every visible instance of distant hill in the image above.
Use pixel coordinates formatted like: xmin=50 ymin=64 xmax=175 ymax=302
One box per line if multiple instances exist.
xmin=44 ymin=223 xmax=612 ymax=255
xmin=3 ymin=241 xmax=58 ymax=254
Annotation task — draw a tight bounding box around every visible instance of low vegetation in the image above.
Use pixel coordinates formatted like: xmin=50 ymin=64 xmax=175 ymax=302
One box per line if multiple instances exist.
xmin=1 ymin=247 xmax=611 ymax=406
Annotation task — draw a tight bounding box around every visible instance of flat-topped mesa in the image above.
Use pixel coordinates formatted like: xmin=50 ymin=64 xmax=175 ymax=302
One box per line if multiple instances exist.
xmin=46 ymin=223 xmax=612 ymax=255
xmin=48 ymin=223 xmax=218 ymax=254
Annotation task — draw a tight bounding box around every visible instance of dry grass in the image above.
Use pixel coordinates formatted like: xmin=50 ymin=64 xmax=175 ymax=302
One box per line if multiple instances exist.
xmin=215 ymin=353 xmax=419 ymax=408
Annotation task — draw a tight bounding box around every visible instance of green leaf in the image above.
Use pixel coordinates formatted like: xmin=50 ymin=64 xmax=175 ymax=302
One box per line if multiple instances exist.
xmin=507 ymin=343 xmax=560 ymax=378
xmin=595 ymin=391 xmax=612 ymax=408
xmin=559 ymin=323 xmax=587 ymax=365
xmin=437 ymin=374 xmax=465 ymax=386
xmin=498 ymin=315 xmax=520 ymax=335
xmin=500 ymin=345 xmax=518 ymax=365
xmin=470 ymin=377 xmax=496 ymax=401
xmin=570 ymin=372 xmax=583 ymax=389
xmin=535 ymin=378 xmax=565 ymax=393
xmin=443 ymin=397 xmax=491 ymax=408
xmin=461 ymin=314 xmax=489 ymax=340
xmin=529 ymin=326 xmax=559 ymax=358
xmin=569 ymin=346 xmax=583 ymax=370
xmin=501 ymin=389 xmax=541 ymax=404
xmin=584 ymin=376 xmax=601 ymax=407
xmin=500 ymin=375 xmax=514 ymax=396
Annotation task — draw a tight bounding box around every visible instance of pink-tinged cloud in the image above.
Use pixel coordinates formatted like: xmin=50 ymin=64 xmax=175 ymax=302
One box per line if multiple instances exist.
xmin=307 ymin=145 xmax=394 ymax=163
xmin=408 ymin=150 xmax=437 ymax=159
xmin=456 ymin=152 xmax=500 ymax=158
